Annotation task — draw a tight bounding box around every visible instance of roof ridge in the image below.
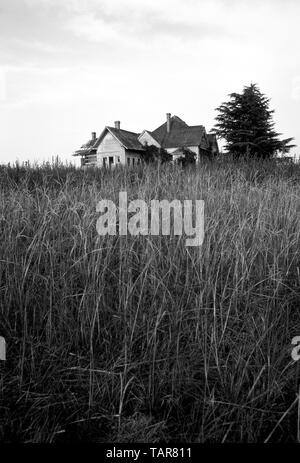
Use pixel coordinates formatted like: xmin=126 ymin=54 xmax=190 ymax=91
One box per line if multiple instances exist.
xmin=173 ymin=126 xmax=204 ymax=131
xmin=188 ymin=124 xmax=205 ymax=128
xmin=108 ymin=126 xmax=139 ymax=136
xmin=171 ymin=115 xmax=188 ymax=123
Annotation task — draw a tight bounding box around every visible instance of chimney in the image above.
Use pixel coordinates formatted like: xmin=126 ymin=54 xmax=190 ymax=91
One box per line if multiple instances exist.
xmin=166 ymin=113 xmax=171 ymax=133
xmin=114 ymin=121 xmax=120 ymax=130
xmin=91 ymin=131 xmax=96 ymax=140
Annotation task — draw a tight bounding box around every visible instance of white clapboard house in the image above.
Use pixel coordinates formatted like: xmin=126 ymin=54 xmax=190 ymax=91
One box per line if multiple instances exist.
xmin=73 ymin=114 xmax=219 ymax=167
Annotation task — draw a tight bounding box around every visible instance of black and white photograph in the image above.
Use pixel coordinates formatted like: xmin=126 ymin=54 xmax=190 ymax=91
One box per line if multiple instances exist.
xmin=0 ymin=0 xmax=300 ymax=450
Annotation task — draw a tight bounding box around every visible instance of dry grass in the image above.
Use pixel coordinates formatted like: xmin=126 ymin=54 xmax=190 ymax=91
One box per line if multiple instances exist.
xmin=0 ymin=158 xmax=299 ymax=442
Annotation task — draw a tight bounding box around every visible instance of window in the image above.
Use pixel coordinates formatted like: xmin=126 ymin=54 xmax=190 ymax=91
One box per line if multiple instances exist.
xmin=103 ymin=157 xmax=107 ymax=167
xmin=109 ymin=156 xmax=114 ymax=166
xmin=132 ymin=158 xmax=135 ymax=166
xmin=127 ymin=158 xmax=130 ymax=166
xmin=117 ymin=156 xmax=120 ymax=163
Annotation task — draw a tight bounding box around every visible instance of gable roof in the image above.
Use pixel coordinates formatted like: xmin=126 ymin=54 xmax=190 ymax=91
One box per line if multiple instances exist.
xmin=151 ymin=115 xmax=188 ymax=144
xmin=138 ymin=130 xmax=161 ymax=145
xmin=95 ymin=126 xmax=145 ymax=152
xmin=150 ymin=116 xmax=205 ymax=148
xmin=162 ymin=125 xmax=206 ymax=149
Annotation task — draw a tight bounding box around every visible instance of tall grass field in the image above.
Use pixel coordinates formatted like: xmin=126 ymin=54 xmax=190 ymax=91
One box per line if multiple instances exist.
xmin=0 ymin=159 xmax=299 ymax=442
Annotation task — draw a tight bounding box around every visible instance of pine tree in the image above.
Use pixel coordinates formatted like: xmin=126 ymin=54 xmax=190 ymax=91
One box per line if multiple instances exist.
xmin=213 ymin=83 xmax=295 ymax=159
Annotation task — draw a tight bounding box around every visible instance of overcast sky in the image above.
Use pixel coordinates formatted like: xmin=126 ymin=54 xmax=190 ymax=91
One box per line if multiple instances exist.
xmin=0 ymin=0 xmax=299 ymax=165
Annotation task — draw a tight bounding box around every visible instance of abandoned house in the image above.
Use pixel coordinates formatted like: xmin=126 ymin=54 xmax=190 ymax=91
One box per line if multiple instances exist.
xmin=73 ymin=114 xmax=219 ymax=167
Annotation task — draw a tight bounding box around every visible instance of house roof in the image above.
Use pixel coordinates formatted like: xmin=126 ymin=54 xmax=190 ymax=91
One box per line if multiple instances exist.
xmin=164 ymin=125 xmax=205 ymax=148
xmin=151 ymin=115 xmax=188 ymax=144
xmin=74 ymin=115 xmax=218 ymax=158
xmin=73 ymin=137 xmax=97 ymax=156
xmin=150 ymin=116 xmax=205 ymax=148
xmin=138 ymin=130 xmax=161 ymax=145
xmin=95 ymin=126 xmax=145 ymax=152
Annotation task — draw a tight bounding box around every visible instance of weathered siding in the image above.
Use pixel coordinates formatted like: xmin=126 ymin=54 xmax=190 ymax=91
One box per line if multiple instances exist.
xmin=138 ymin=131 xmax=160 ymax=148
xmin=97 ymin=131 xmax=125 ymax=167
xmin=125 ymin=150 xmax=143 ymax=167
xmin=81 ymin=153 xmax=97 ymax=167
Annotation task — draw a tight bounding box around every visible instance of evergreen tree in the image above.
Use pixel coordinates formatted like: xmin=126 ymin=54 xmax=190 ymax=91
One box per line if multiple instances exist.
xmin=213 ymin=83 xmax=295 ymax=158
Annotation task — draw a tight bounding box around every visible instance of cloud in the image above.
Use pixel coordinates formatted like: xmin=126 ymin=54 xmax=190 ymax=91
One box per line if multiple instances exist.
xmin=0 ymin=70 xmax=6 ymax=102
xmin=0 ymin=63 xmax=153 ymax=108
xmin=0 ymin=0 xmax=300 ymax=164
xmin=65 ymin=1 xmax=234 ymax=46
xmin=65 ymin=13 xmax=119 ymax=43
